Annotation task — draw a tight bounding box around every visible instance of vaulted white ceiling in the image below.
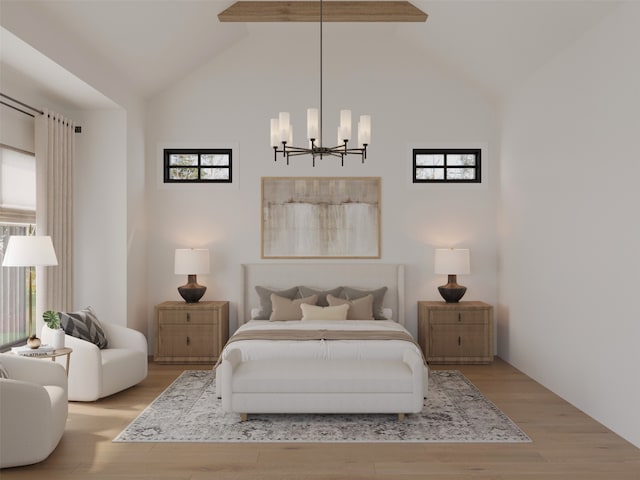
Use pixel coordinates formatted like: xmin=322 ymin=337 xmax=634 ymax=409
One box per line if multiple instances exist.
xmin=0 ymin=0 xmax=622 ymax=108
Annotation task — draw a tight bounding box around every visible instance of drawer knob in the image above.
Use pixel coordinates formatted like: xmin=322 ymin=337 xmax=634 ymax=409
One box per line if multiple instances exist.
xmin=186 ymin=336 xmax=190 ymax=346
xmin=186 ymin=313 xmax=191 ymax=322
xmin=458 ymin=313 xmax=461 ymax=322
xmin=458 ymin=336 xmax=461 ymax=346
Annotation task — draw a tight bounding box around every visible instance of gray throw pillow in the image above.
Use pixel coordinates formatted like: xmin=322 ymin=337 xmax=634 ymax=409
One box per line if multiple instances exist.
xmin=270 ymin=294 xmax=318 ymax=321
xmin=0 ymin=361 xmax=9 ymax=379
xmin=341 ymin=286 xmax=388 ymax=320
xmin=327 ymin=293 xmax=374 ymax=320
xmin=59 ymin=306 xmax=108 ymax=349
xmin=254 ymin=286 xmax=300 ymax=320
xmin=298 ymin=286 xmax=344 ymax=307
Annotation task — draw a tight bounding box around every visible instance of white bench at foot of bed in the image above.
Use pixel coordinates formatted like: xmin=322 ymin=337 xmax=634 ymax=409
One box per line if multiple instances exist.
xmin=219 ymin=348 xmax=425 ymax=421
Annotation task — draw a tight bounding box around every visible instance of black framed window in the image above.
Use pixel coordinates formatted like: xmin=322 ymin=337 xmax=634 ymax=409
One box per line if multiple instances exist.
xmin=164 ymin=149 xmax=232 ymax=183
xmin=413 ymin=149 xmax=481 ymax=183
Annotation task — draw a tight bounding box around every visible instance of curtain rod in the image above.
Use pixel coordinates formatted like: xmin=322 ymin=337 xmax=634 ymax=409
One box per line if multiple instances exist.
xmin=0 ymin=92 xmax=81 ymax=132
xmin=0 ymin=100 xmax=35 ymax=118
xmin=0 ymin=93 xmax=44 ymax=115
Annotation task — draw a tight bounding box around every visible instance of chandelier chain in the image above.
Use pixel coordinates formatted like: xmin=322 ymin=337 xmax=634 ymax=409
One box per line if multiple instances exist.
xmin=269 ymin=0 xmax=370 ymax=166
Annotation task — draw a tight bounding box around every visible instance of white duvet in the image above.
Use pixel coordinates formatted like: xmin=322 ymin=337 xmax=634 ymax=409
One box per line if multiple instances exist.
xmin=219 ymin=319 xmax=424 ymax=363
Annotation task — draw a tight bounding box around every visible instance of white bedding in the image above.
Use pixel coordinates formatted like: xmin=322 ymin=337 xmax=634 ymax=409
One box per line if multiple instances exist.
xmin=222 ymin=264 xmax=427 ymax=411
xmin=219 ymin=319 xmax=424 ymax=364
xmin=216 ymin=318 xmax=429 ymax=398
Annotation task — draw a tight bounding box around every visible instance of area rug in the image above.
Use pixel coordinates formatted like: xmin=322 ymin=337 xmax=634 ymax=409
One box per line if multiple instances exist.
xmin=114 ymin=370 xmax=530 ymax=443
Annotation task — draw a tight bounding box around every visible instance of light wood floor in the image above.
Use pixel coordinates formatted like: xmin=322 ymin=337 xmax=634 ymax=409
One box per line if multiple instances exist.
xmin=2 ymin=358 xmax=639 ymax=479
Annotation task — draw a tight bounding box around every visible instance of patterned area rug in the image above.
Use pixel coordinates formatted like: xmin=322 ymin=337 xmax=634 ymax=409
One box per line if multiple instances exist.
xmin=114 ymin=370 xmax=530 ymax=443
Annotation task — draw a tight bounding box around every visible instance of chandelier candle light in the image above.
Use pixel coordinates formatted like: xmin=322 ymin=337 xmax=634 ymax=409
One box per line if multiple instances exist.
xmin=269 ymin=0 xmax=371 ymax=166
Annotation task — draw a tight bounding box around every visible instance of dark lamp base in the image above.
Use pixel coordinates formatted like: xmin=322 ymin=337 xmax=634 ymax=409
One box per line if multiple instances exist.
xmin=438 ymin=274 xmax=467 ymax=303
xmin=178 ymin=274 xmax=207 ymax=303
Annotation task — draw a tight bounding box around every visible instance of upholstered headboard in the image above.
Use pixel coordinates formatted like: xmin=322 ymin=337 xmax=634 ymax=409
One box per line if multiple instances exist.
xmin=241 ymin=263 xmax=405 ymax=326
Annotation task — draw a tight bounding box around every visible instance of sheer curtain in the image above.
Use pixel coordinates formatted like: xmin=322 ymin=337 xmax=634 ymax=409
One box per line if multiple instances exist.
xmin=0 ymin=225 xmax=28 ymax=344
xmin=35 ymin=109 xmax=74 ymax=326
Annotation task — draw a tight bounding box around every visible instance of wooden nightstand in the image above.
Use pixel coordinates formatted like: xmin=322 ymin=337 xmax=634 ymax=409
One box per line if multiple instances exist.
xmin=418 ymin=301 xmax=493 ymax=364
xmin=154 ymin=301 xmax=229 ymax=364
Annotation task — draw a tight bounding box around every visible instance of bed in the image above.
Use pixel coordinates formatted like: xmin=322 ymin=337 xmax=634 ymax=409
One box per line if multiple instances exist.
xmin=216 ymin=263 xmax=427 ymax=420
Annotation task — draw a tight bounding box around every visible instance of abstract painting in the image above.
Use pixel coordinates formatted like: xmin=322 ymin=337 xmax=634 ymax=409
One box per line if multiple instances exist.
xmin=262 ymin=177 xmax=381 ymax=258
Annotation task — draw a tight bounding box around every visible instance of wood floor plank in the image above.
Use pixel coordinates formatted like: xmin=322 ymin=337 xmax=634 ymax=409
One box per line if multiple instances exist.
xmin=1 ymin=358 xmax=638 ymax=479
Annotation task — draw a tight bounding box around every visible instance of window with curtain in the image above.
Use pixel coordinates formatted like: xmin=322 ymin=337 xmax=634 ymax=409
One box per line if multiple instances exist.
xmin=0 ymin=145 xmax=36 ymax=349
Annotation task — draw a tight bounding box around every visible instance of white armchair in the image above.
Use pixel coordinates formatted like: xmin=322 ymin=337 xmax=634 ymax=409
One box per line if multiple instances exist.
xmin=0 ymin=353 xmax=68 ymax=469
xmin=42 ymin=321 xmax=148 ymax=401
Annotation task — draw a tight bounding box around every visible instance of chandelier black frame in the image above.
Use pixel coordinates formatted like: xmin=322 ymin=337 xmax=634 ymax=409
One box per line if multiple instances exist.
xmin=270 ymin=0 xmax=371 ymax=167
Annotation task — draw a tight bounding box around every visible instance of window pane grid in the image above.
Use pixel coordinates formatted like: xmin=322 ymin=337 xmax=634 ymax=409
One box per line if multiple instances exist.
xmin=413 ymin=149 xmax=481 ymax=183
xmin=164 ymin=149 xmax=232 ymax=183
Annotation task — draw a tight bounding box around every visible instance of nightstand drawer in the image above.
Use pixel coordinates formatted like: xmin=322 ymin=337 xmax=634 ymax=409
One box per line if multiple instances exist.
xmin=157 ymin=324 xmax=217 ymax=358
xmin=429 ymin=323 xmax=490 ymax=358
xmin=158 ymin=310 xmax=216 ymax=325
xmin=430 ymin=310 xmax=487 ymax=325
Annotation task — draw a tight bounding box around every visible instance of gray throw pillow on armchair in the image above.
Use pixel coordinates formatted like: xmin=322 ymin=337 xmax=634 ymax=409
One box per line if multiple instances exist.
xmin=59 ymin=306 xmax=108 ymax=349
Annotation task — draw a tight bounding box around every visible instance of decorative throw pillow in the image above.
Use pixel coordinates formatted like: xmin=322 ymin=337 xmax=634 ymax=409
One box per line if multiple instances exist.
xmin=301 ymin=303 xmax=350 ymax=321
xmin=59 ymin=306 xmax=108 ymax=349
xmin=255 ymin=286 xmax=300 ymax=319
xmin=340 ymin=286 xmax=388 ymax=319
xmin=0 ymin=361 xmax=9 ymax=379
xmin=298 ymin=286 xmax=343 ymax=307
xmin=270 ymin=294 xmax=318 ymax=321
xmin=327 ymin=293 xmax=374 ymax=320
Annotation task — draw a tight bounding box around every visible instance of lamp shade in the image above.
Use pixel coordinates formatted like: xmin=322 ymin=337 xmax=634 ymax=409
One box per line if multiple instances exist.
xmin=434 ymin=248 xmax=470 ymax=275
xmin=2 ymin=236 xmax=58 ymax=267
xmin=174 ymin=249 xmax=210 ymax=275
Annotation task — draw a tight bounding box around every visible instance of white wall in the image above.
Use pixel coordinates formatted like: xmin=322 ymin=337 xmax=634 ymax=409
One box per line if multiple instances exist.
xmin=499 ymin=3 xmax=640 ymax=447
xmin=146 ymin=23 xmax=500 ymax=338
xmin=72 ymin=109 xmax=127 ymax=323
xmin=1 ymin=3 xmax=147 ymax=333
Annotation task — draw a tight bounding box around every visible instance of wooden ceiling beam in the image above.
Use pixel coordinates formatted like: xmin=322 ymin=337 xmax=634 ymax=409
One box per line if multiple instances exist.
xmin=218 ymin=1 xmax=428 ymax=23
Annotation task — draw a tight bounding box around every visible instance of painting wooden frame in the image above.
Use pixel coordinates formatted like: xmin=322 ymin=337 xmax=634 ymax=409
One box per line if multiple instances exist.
xmin=261 ymin=177 xmax=381 ymax=259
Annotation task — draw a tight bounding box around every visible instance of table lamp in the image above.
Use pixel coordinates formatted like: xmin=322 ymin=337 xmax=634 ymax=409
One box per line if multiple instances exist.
xmin=434 ymin=248 xmax=470 ymax=303
xmin=174 ymin=248 xmax=210 ymax=303
xmin=2 ymin=235 xmax=59 ymax=335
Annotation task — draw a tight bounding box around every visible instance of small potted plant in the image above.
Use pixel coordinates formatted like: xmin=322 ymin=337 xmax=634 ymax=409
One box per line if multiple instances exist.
xmin=43 ymin=310 xmax=65 ymax=349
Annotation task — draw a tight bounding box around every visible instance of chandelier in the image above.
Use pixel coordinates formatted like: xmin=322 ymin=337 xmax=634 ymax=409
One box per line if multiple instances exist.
xmin=269 ymin=0 xmax=371 ymax=167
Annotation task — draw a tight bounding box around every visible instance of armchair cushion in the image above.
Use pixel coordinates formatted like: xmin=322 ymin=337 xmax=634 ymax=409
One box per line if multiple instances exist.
xmin=0 ymin=353 xmax=68 ymax=468
xmin=59 ymin=306 xmax=108 ymax=348
xmin=42 ymin=318 xmax=148 ymax=401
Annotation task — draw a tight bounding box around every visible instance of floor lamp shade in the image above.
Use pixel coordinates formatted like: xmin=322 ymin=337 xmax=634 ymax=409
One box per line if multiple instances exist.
xmin=434 ymin=248 xmax=470 ymax=303
xmin=174 ymin=248 xmax=210 ymax=303
xmin=2 ymin=236 xmax=59 ymax=267
xmin=2 ymin=235 xmax=58 ymax=337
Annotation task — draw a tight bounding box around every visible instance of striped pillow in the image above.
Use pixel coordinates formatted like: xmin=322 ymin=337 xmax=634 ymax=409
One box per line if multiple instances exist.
xmin=59 ymin=306 xmax=108 ymax=349
xmin=0 ymin=361 xmax=9 ymax=379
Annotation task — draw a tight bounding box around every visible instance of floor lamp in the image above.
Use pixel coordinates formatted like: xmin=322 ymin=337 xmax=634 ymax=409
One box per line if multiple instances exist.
xmin=2 ymin=235 xmax=59 ymax=337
